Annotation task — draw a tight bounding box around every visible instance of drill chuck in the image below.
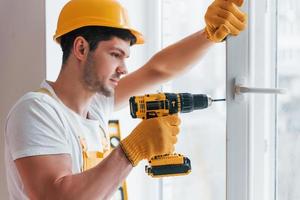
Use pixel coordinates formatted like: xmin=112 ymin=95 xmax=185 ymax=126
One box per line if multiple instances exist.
xmin=179 ymin=93 xmax=212 ymax=113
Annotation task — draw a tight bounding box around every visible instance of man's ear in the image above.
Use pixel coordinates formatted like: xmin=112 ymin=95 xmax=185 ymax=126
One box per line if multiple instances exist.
xmin=73 ymin=36 xmax=89 ymax=61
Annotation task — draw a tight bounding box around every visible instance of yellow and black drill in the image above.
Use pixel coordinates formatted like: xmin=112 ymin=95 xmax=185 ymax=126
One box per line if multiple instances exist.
xmin=129 ymin=92 xmax=225 ymax=178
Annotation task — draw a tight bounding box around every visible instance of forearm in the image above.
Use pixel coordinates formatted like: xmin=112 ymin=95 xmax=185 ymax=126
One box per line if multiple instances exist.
xmin=148 ymin=29 xmax=214 ymax=79
xmin=49 ymin=146 xmax=132 ymax=200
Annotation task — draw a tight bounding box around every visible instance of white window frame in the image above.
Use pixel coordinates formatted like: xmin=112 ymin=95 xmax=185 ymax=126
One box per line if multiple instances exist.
xmin=226 ymin=0 xmax=277 ymax=200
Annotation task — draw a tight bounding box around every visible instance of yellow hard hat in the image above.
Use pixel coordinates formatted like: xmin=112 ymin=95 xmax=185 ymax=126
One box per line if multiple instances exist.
xmin=54 ymin=0 xmax=144 ymax=45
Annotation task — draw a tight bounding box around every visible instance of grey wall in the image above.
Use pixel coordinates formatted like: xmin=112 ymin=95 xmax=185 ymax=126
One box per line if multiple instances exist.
xmin=0 ymin=0 xmax=46 ymax=198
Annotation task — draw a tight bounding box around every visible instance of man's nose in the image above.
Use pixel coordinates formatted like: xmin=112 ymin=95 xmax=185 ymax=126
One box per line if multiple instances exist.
xmin=116 ymin=63 xmax=128 ymax=75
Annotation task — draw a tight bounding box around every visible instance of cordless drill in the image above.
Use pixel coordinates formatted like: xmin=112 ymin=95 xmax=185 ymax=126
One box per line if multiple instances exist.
xmin=129 ymin=93 xmax=225 ymax=178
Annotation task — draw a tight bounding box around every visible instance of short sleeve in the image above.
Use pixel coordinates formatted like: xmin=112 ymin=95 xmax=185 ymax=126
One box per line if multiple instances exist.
xmin=5 ymin=97 xmax=71 ymax=160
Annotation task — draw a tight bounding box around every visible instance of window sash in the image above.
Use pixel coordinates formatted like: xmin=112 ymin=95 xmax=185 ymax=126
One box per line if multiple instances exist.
xmin=226 ymin=0 xmax=277 ymax=200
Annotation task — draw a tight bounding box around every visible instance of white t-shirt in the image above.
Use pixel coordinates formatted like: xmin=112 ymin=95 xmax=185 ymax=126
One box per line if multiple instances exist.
xmin=4 ymin=80 xmax=114 ymax=200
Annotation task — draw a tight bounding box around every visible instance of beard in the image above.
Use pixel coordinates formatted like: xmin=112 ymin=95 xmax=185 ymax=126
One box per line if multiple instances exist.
xmin=82 ymin=53 xmax=118 ymax=97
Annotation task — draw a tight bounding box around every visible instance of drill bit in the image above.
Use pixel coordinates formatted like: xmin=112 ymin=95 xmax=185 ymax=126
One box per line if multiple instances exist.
xmin=212 ymin=98 xmax=226 ymax=102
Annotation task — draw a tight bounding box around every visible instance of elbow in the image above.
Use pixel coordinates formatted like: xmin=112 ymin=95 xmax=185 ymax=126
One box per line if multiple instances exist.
xmin=43 ymin=176 xmax=74 ymax=200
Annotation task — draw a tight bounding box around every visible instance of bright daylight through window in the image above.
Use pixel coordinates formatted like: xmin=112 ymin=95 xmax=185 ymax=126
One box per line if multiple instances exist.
xmin=277 ymin=1 xmax=300 ymax=200
xmin=161 ymin=0 xmax=226 ymax=199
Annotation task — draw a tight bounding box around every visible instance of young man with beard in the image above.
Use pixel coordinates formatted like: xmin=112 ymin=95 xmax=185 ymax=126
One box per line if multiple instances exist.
xmin=4 ymin=0 xmax=246 ymax=199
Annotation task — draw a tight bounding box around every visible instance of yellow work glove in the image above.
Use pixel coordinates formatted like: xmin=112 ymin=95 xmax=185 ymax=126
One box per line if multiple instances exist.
xmin=205 ymin=0 xmax=247 ymax=42
xmin=120 ymin=115 xmax=181 ymax=167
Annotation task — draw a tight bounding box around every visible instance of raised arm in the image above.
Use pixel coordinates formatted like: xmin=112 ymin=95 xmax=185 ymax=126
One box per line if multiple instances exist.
xmin=114 ymin=29 xmax=213 ymax=110
xmin=114 ymin=0 xmax=247 ymax=110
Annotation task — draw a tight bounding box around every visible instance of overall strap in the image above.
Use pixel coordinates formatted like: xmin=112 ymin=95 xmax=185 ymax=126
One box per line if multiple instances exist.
xmin=35 ymin=88 xmax=53 ymax=97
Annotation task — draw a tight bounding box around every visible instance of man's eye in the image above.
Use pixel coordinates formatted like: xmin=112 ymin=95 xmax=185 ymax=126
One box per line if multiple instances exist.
xmin=111 ymin=53 xmax=121 ymax=58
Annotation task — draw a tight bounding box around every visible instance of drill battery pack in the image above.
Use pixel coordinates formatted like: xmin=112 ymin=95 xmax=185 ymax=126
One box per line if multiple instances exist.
xmin=145 ymin=154 xmax=191 ymax=177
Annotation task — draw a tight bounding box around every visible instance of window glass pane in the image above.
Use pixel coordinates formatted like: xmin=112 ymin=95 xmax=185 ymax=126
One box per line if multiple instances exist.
xmin=161 ymin=0 xmax=226 ymax=199
xmin=277 ymin=1 xmax=300 ymax=199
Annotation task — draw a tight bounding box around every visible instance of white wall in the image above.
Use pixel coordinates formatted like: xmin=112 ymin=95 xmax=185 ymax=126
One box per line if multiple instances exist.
xmin=0 ymin=0 xmax=46 ymax=198
xmin=46 ymin=0 xmax=68 ymax=81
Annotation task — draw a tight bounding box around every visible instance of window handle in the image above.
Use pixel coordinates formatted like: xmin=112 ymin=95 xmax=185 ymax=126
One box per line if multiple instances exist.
xmin=236 ymin=86 xmax=286 ymax=94
xmin=234 ymin=77 xmax=287 ymax=101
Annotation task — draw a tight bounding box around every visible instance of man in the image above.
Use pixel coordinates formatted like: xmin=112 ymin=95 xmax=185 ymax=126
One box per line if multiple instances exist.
xmin=4 ymin=0 xmax=246 ymax=199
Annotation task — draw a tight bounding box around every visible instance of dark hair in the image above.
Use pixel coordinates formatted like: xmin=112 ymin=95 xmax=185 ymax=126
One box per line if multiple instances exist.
xmin=60 ymin=26 xmax=137 ymax=64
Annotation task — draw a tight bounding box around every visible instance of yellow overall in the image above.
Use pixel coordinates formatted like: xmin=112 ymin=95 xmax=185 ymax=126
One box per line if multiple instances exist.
xmin=80 ymin=132 xmax=110 ymax=171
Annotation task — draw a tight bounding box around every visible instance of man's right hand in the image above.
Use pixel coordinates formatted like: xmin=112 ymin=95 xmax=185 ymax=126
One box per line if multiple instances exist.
xmin=120 ymin=115 xmax=181 ymax=166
